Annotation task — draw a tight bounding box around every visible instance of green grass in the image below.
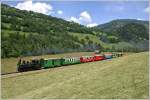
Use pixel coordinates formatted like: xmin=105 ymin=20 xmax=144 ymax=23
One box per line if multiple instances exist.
xmin=68 ymin=32 xmax=102 ymax=44
xmin=2 ymin=23 xmax=11 ymax=29
xmin=2 ymin=52 xmax=149 ymax=99
xmin=1 ymin=29 xmax=39 ymax=37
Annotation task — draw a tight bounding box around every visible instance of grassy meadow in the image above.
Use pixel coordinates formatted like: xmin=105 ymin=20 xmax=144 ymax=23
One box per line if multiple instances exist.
xmin=1 ymin=52 xmax=149 ymax=99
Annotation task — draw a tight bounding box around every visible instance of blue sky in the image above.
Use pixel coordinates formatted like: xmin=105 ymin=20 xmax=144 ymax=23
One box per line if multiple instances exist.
xmin=2 ymin=0 xmax=149 ymax=27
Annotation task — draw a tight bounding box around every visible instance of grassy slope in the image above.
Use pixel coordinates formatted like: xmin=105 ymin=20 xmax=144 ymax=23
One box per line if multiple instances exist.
xmin=68 ymin=32 xmax=102 ymax=44
xmin=1 ymin=52 xmax=95 ymax=74
xmin=2 ymin=29 xmax=39 ymax=37
xmin=68 ymin=32 xmax=134 ymax=49
xmin=68 ymin=32 xmax=110 ymax=48
xmin=2 ymin=52 xmax=149 ymax=99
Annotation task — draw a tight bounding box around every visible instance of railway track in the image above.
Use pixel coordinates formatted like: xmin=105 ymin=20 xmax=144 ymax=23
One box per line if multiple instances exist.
xmin=1 ymin=71 xmax=20 ymax=75
xmin=1 ymin=69 xmax=50 ymax=78
xmin=1 ymin=61 xmax=92 ymax=78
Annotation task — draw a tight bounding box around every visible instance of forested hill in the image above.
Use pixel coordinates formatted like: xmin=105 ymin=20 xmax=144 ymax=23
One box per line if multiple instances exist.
xmin=1 ymin=4 xmax=149 ymax=58
xmin=1 ymin=4 xmax=101 ymax=34
xmin=96 ymin=19 xmax=149 ymax=41
xmin=97 ymin=19 xmax=149 ymax=32
xmin=1 ymin=4 xmax=103 ymax=58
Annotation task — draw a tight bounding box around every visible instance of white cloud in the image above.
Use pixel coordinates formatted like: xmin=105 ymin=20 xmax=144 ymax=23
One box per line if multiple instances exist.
xmin=144 ymin=6 xmax=149 ymax=13
xmin=70 ymin=17 xmax=80 ymax=24
xmin=137 ymin=18 xmax=143 ymax=20
xmin=79 ymin=11 xmax=92 ymax=23
xmin=87 ymin=23 xmax=98 ymax=27
xmin=69 ymin=11 xmax=98 ymax=27
xmin=15 ymin=1 xmax=53 ymax=15
xmin=69 ymin=11 xmax=92 ymax=25
xmin=57 ymin=10 xmax=63 ymax=15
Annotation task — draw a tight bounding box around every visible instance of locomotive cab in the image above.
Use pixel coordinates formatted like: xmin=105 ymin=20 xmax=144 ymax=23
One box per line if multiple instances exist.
xmin=17 ymin=58 xmax=42 ymax=72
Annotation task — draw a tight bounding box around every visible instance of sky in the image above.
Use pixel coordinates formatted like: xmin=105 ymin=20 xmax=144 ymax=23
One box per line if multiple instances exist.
xmin=2 ymin=0 xmax=149 ymax=27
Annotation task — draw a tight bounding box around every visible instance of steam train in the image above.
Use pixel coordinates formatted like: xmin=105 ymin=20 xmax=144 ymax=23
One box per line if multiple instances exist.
xmin=17 ymin=52 xmax=123 ymax=72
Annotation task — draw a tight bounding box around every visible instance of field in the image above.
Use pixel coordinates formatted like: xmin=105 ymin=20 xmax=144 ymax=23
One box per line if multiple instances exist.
xmin=1 ymin=52 xmax=149 ymax=99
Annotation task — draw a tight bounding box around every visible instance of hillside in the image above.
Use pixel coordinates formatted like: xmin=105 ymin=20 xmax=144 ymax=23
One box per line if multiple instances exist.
xmin=1 ymin=4 xmax=149 ymax=58
xmin=96 ymin=19 xmax=149 ymax=51
xmin=1 ymin=4 xmax=102 ymax=58
xmin=97 ymin=19 xmax=149 ymax=41
xmin=2 ymin=52 xmax=149 ymax=99
xmin=97 ymin=19 xmax=149 ymax=35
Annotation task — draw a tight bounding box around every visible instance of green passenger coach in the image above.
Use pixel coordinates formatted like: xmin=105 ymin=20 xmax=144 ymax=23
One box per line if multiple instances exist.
xmin=41 ymin=58 xmax=62 ymax=68
xmin=40 ymin=58 xmax=54 ymax=68
xmin=53 ymin=58 xmax=62 ymax=67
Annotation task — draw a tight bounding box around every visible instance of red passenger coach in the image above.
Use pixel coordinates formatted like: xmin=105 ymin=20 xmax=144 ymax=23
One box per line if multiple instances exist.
xmin=94 ymin=55 xmax=105 ymax=61
xmin=80 ymin=56 xmax=95 ymax=63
